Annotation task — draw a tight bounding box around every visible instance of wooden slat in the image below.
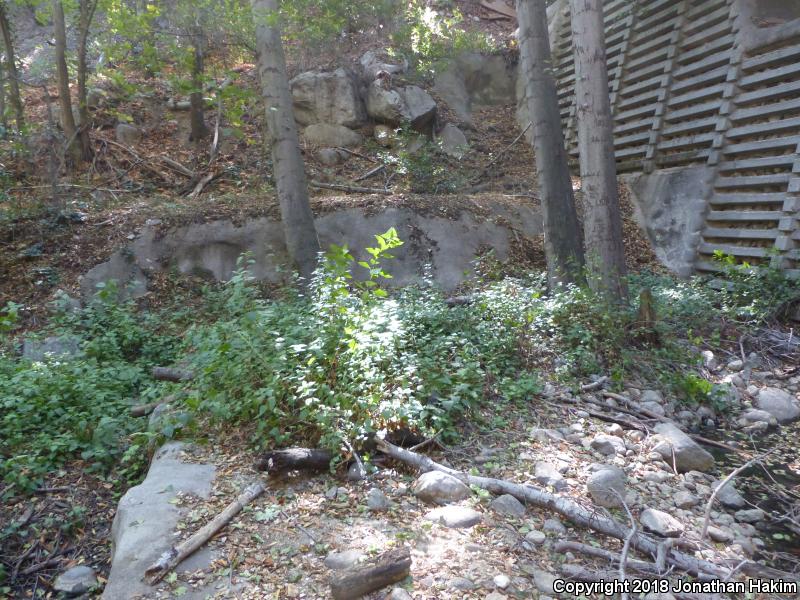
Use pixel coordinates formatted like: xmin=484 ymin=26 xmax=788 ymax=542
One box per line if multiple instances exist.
xmin=671 ymin=65 xmax=729 ymax=94
xmin=728 ymin=116 xmax=800 ymax=141
xmin=706 ymin=210 xmax=783 ymax=221
xmin=736 ymin=80 xmax=800 ymax=106
xmin=682 ymin=20 xmax=732 ymax=50
xmin=657 ymin=132 xmax=716 ymax=150
xmin=730 ymin=97 xmax=800 ymax=123
xmin=739 ymin=61 xmax=800 ymax=90
xmin=715 ymin=174 xmax=792 ymax=188
xmin=742 ymin=44 xmax=800 ymax=73
xmin=662 ymin=100 xmax=722 ymax=123
xmin=672 ymin=50 xmax=730 ymax=80
xmin=698 ymin=243 xmax=770 ymax=257
xmin=702 ymin=227 xmax=779 ymax=240
xmin=661 ymin=116 xmax=718 ymax=137
xmin=667 ymin=83 xmax=726 ymax=107
xmin=718 ymin=156 xmax=797 ymax=172
xmin=724 ymin=136 xmax=799 ymax=155
xmin=709 ymin=192 xmax=788 ymax=205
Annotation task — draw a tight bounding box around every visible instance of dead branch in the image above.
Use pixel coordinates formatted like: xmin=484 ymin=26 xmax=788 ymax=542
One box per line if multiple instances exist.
xmin=152 ymin=367 xmax=195 ymax=382
xmin=145 ymin=481 xmax=265 ymax=584
xmin=581 ymin=376 xmax=609 ymax=392
xmin=616 ymin=491 xmax=636 ymax=600
xmin=254 ymin=448 xmax=334 ymax=476
xmin=130 ymin=401 xmax=163 ymax=417
xmin=374 ymin=439 xmax=790 ymax=582
xmin=334 ymin=147 xmax=379 ymax=164
xmin=187 ymin=170 xmax=220 ymax=200
xmin=354 ymin=164 xmax=386 ymax=182
xmin=473 ymin=121 xmax=531 ymax=182
xmin=309 ymin=181 xmax=392 ymax=195
xmin=554 ymin=541 xmax=661 ymax=575
xmin=329 ymin=547 xmax=411 ymax=600
xmin=159 ymin=156 xmax=196 ymax=178
xmin=701 ymin=450 xmax=773 ymax=540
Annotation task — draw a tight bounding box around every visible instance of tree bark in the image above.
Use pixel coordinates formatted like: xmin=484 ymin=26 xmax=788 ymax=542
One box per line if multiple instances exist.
xmin=570 ymin=0 xmax=627 ymax=300
xmin=0 ymin=53 xmax=6 ymax=133
xmin=516 ymin=0 xmax=584 ymax=287
xmin=250 ymin=0 xmax=320 ymax=281
xmin=53 ymin=0 xmax=80 ymax=165
xmin=329 ymin=547 xmax=411 ymax=600
xmin=76 ymin=0 xmax=97 ymax=161
xmin=0 ymin=1 xmax=24 ymax=130
xmin=189 ymin=26 xmax=209 ymax=142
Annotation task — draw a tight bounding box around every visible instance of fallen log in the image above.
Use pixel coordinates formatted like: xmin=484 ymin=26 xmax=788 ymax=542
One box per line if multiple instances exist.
xmin=152 ymin=367 xmax=195 ymax=382
xmin=554 ymin=541 xmax=661 ymax=576
xmin=329 ymin=547 xmax=411 ymax=600
xmin=374 ymin=440 xmax=793 ymax=582
xmin=130 ymin=401 xmax=162 ymax=417
xmin=145 ymin=481 xmax=265 ymax=584
xmin=254 ymin=448 xmax=334 ymax=475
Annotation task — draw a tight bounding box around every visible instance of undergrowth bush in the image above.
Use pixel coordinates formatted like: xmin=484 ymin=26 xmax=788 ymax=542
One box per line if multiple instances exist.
xmin=0 ymin=283 xmax=181 ymax=497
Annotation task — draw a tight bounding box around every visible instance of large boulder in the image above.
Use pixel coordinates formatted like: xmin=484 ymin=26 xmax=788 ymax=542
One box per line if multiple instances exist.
xmin=756 ymin=387 xmax=800 ymax=423
xmin=651 ymin=422 xmax=714 ymax=473
xmin=22 ymin=335 xmax=82 ymax=361
xmin=586 ymin=464 xmax=627 ymax=508
xmin=434 ymin=52 xmax=517 ymax=125
xmin=103 ymin=443 xmax=216 ymax=599
xmin=437 ymin=123 xmax=469 ymax=158
xmin=115 ymin=123 xmax=141 ymax=145
xmin=302 ymin=123 xmax=363 ymax=148
xmin=359 ymin=50 xmax=408 ymax=80
xmin=53 ymin=565 xmax=97 ymax=596
xmin=640 ymin=508 xmax=684 ymax=537
xmin=290 ymin=68 xmax=366 ymax=128
xmin=366 ymin=84 xmax=437 ymax=131
xmin=413 ymin=471 xmax=470 ymax=505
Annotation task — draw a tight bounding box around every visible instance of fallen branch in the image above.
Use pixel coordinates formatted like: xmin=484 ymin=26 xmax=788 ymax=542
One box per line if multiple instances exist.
xmin=374 ymin=439 xmax=785 ymax=581
xmin=581 ymin=376 xmax=609 ymax=392
xmin=334 ymin=147 xmax=379 ymax=164
xmin=130 ymin=401 xmax=163 ymax=417
xmin=329 ymin=547 xmax=411 ymax=600
xmin=444 ymin=295 xmax=474 ymax=307
xmin=187 ymin=170 xmax=220 ymax=200
xmin=159 ymin=156 xmax=195 ymax=178
xmin=145 ymin=481 xmax=265 ymax=584
xmin=701 ymin=450 xmax=772 ymax=540
xmin=309 ymin=181 xmax=392 ymax=195
xmin=254 ymin=448 xmax=334 ymax=476
xmin=354 ymin=164 xmax=386 ymax=182
xmin=152 ymin=367 xmax=195 ymax=382
xmin=559 ymin=565 xmax=706 ymax=600
xmin=616 ymin=492 xmax=637 ymax=600
xmin=554 ymin=541 xmax=661 ymax=576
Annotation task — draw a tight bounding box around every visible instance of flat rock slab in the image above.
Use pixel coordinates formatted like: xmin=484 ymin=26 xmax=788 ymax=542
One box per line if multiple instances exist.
xmin=424 ymin=505 xmax=482 ymax=528
xmin=102 ymin=442 xmax=216 ymax=599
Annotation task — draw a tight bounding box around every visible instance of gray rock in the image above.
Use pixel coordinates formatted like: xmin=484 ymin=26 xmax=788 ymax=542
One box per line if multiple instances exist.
xmin=707 ymin=525 xmax=733 ymax=543
xmin=80 ymin=249 xmax=148 ymax=301
xmin=324 ymin=549 xmax=364 ymax=570
xmin=525 ymin=529 xmax=546 ymax=545
xmin=388 ymin=589 xmax=413 ymax=600
xmin=727 ymin=358 xmax=744 ymax=372
xmin=756 ymin=387 xmax=800 ymax=423
xmin=53 ymin=565 xmax=97 ymax=596
xmin=437 ymin=123 xmax=468 ymax=158
xmin=641 ymin=390 xmax=664 ymax=404
xmin=531 ymin=568 xmax=557 ymax=594
xmin=290 ymin=68 xmax=365 ymax=127
xmin=590 ymin=434 xmax=626 ymax=456
xmin=712 ymin=480 xmax=746 ymax=509
xmin=535 ymin=462 xmax=567 ymax=491
xmin=448 ymin=576 xmax=476 ymax=590
xmin=702 ymin=350 xmax=719 ymax=370
xmin=347 ymin=461 xmax=367 ymax=481
xmin=643 ymin=471 xmax=672 ymax=484
xmin=641 ymin=401 xmax=667 ymax=416
xmin=493 ymin=574 xmax=511 ymax=589
xmin=586 ymin=465 xmax=627 ymax=508
xmin=652 ymin=422 xmax=715 ymax=473
xmin=673 ymin=490 xmax=699 ymax=509
xmin=490 ymin=494 xmax=526 ymax=517
xmin=366 ymin=488 xmax=391 ymax=511
xmin=413 ymin=471 xmax=470 ymax=505
xmin=543 ymin=517 xmax=566 ymax=534
xmin=22 ymin=335 xmax=82 ymax=361
xmin=359 ymin=50 xmax=407 ymax=80
xmin=303 ymin=123 xmax=363 ymax=148
xmin=87 ymin=87 xmax=107 ymax=109
xmin=485 ymin=593 xmax=508 ymax=600
xmin=317 ymin=148 xmax=347 ymax=166
xmin=640 ymin=508 xmax=684 ymax=537
xmin=530 ymin=428 xmax=565 ymax=443
xmin=115 ymin=123 xmax=141 ymax=145
xmin=424 ymin=505 xmax=482 ymax=528
xmin=735 ymin=508 xmax=765 ymax=523
xmin=103 ymin=443 xmax=216 ymax=599
xmin=741 ymin=408 xmax=778 ymax=427
xmin=434 ymin=52 xmax=516 ymax=125
xmin=366 ymin=84 xmax=436 ymax=130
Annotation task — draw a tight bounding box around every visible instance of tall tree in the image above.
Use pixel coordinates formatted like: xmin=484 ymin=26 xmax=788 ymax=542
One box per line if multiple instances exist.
xmin=570 ymin=0 xmax=627 ymax=300
xmin=0 ymin=1 xmax=24 ymax=130
xmin=516 ymin=0 xmax=584 ymax=287
xmin=250 ymin=0 xmax=320 ymax=280
xmin=76 ymin=0 xmax=99 ymax=161
xmin=53 ymin=0 xmax=81 ymax=164
xmin=188 ymin=24 xmax=209 ymax=142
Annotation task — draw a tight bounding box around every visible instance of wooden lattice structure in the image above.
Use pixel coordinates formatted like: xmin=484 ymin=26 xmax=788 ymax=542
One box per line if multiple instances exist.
xmin=549 ymin=0 xmax=800 ymax=276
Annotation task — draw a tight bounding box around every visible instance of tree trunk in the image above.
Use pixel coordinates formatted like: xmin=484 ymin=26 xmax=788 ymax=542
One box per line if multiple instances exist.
xmin=0 ymin=1 xmax=24 ymax=130
xmin=0 ymin=54 xmax=7 ymax=134
xmin=516 ymin=0 xmax=584 ymax=287
xmin=570 ymin=0 xmax=627 ymax=300
xmin=250 ymin=0 xmax=320 ymax=281
xmin=53 ymin=0 xmax=80 ymax=165
xmin=189 ymin=26 xmax=209 ymax=142
xmin=76 ymin=0 xmax=97 ymax=161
